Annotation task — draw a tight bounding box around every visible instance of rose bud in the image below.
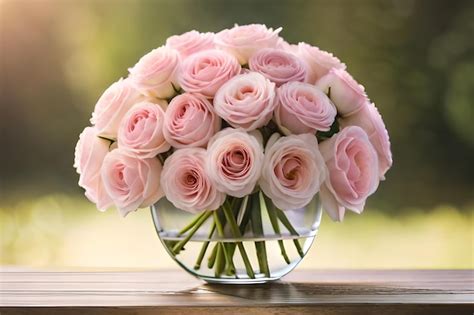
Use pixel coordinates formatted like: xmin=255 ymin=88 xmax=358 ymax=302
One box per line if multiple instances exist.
xmin=206 ymin=128 xmax=264 ymax=197
xmin=214 ymin=72 xmax=277 ymax=131
xmin=319 ymin=126 xmax=380 ymax=222
xmin=315 ymin=68 xmax=368 ymax=117
xmin=296 ymin=42 xmax=346 ymax=84
xmin=275 ymin=81 xmax=337 ymax=135
xmin=101 ymin=149 xmax=163 ymax=217
xmin=74 ymin=127 xmax=113 ymax=211
xmin=166 ymin=30 xmax=215 ymax=59
xmin=128 ymin=46 xmax=180 ymax=99
xmin=339 ymin=102 xmax=393 ymax=179
xmin=259 ymin=133 xmax=326 ymax=210
xmin=179 ymin=49 xmax=241 ymax=98
xmin=161 ymin=148 xmax=225 ymax=213
xmin=163 ymin=93 xmax=221 ymax=148
xmin=215 ymin=24 xmax=282 ymax=64
xmin=117 ymin=100 xmax=170 ymax=158
xmin=90 ymin=78 xmax=145 ymax=139
xmin=249 ymin=48 xmax=308 ymax=87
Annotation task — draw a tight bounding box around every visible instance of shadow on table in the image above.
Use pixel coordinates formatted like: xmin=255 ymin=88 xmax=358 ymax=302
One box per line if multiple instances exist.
xmin=197 ymin=281 xmax=447 ymax=303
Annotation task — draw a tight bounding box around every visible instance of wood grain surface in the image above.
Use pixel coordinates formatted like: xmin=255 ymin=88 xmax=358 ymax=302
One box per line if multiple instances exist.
xmin=1 ymin=269 xmax=473 ymax=314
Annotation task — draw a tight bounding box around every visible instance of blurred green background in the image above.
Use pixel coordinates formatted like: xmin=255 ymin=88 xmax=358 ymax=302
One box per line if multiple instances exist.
xmin=1 ymin=0 xmax=473 ymax=269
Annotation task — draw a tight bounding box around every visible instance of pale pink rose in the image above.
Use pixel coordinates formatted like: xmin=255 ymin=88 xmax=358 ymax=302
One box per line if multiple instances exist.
xmin=179 ymin=49 xmax=241 ymax=98
xmin=214 ymin=72 xmax=277 ymax=131
xmin=206 ymin=128 xmax=264 ymax=197
xmin=166 ymin=30 xmax=215 ymax=59
xmin=278 ymin=40 xmax=299 ymax=54
xmin=117 ymin=101 xmax=170 ymax=158
xmin=296 ymin=42 xmax=346 ymax=84
xmin=249 ymin=48 xmax=308 ymax=87
xmin=128 ymin=46 xmax=180 ymax=99
xmin=315 ymin=68 xmax=368 ymax=117
xmin=74 ymin=127 xmax=113 ymax=211
xmin=215 ymin=24 xmax=282 ymax=64
xmin=163 ymin=93 xmax=221 ymax=148
xmin=319 ymin=126 xmax=380 ymax=222
xmin=339 ymin=102 xmax=392 ymax=179
xmin=275 ymin=81 xmax=337 ymax=135
xmin=161 ymin=148 xmax=225 ymax=213
xmin=259 ymin=133 xmax=326 ymax=210
xmin=90 ymin=78 xmax=145 ymax=139
xmin=101 ymin=149 xmax=163 ymax=217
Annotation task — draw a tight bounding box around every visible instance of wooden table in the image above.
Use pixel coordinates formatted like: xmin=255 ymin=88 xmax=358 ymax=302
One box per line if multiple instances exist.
xmin=0 ymin=269 xmax=472 ymax=314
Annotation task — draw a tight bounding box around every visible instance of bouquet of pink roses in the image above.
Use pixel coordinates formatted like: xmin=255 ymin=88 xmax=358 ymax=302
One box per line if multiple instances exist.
xmin=74 ymin=24 xmax=392 ymax=280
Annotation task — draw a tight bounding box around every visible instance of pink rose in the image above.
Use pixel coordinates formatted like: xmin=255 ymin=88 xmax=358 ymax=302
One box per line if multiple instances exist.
xmin=74 ymin=127 xmax=113 ymax=211
xmin=161 ymin=148 xmax=225 ymax=213
xmin=315 ymin=68 xmax=368 ymax=117
xmin=117 ymin=101 xmax=170 ymax=158
xmin=339 ymin=102 xmax=392 ymax=179
xmin=166 ymin=30 xmax=215 ymax=59
xmin=259 ymin=133 xmax=326 ymax=210
xmin=101 ymin=149 xmax=163 ymax=217
xmin=90 ymin=78 xmax=145 ymax=139
xmin=179 ymin=49 xmax=241 ymax=98
xmin=319 ymin=126 xmax=380 ymax=222
xmin=296 ymin=42 xmax=346 ymax=84
xmin=163 ymin=93 xmax=221 ymax=148
xmin=275 ymin=81 xmax=337 ymax=135
xmin=215 ymin=24 xmax=282 ymax=64
xmin=249 ymin=48 xmax=308 ymax=87
xmin=206 ymin=128 xmax=264 ymax=197
xmin=128 ymin=46 xmax=180 ymax=99
xmin=214 ymin=72 xmax=277 ymax=131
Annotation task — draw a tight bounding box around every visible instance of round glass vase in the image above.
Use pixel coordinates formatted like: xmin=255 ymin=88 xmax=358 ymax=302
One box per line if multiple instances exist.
xmin=151 ymin=192 xmax=322 ymax=284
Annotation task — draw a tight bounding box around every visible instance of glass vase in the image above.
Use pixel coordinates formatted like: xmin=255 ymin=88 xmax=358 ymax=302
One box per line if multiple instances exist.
xmin=151 ymin=192 xmax=322 ymax=284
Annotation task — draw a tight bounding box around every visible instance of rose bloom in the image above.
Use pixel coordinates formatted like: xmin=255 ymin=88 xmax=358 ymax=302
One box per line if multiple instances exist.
xmin=117 ymin=100 xmax=170 ymax=158
xmin=161 ymin=148 xmax=225 ymax=213
xmin=259 ymin=133 xmax=326 ymax=210
xmin=90 ymin=78 xmax=145 ymax=139
xmin=319 ymin=126 xmax=380 ymax=222
xmin=206 ymin=128 xmax=264 ymax=197
xmin=296 ymin=42 xmax=346 ymax=84
xmin=128 ymin=46 xmax=180 ymax=99
xmin=316 ymin=68 xmax=368 ymax=117
xmin=339 ymin=102 xmax=392 ymax=179
xmin=214 ymin=72 xmax=277 ymax=131
xmin=249 ymin=48 xmax=308 ymax=87
xmin=179 ymin=49 xmax=241 ymax=98
xmin=277 ymin=39 xmax=298 ymax=53
xmin=166 ymin=30 xmax=215 ymax=59
xmin=163 ymin=93 xmax=221 ymax=148
xmin=101 ymin=149 xmax=163 ymax=217
xmin=74 ymin=127 xmax=113 ymax=211
xmin=215 ymin=24 xmax=282 ymax=64
xmin=275 ymin=81 xmax=337 ymax=135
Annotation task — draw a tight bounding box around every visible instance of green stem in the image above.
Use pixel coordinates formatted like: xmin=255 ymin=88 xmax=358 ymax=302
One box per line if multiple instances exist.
xmin=214 ymin=243 xmax=225 ymax=277
xmin=227 ymin=195 xmax=250 ymax=266
xmin=213 ymin=211 xmax=236 ymax=276
xmin=194 ymin=221 xmax=216 ymax=270
xmin=177 ymin=211 xmax=207 ymax=236
xmin=239 ymin=198 xmax=253 ymax=235
xmin=207 ymin=243 xmax=218 ymax=268
xmin=172 ymin=211 xmax=212 ymax=255
xmin=274 ymin=207 xmax=304 ymax=258
xmin=262 ymin=194 xmax=290 ymax=264
xmin=222 ymin=202 xmax=255 ymax=279
xmin=207 ymin=207 xmax=228 ymax=269
xmin=251 ymin=193 xmax=270 ymax=277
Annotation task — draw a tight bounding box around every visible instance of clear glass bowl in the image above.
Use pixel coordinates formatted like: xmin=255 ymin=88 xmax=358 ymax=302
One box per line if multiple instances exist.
xmin=151 ymin=194 xmax=322 ymax=284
